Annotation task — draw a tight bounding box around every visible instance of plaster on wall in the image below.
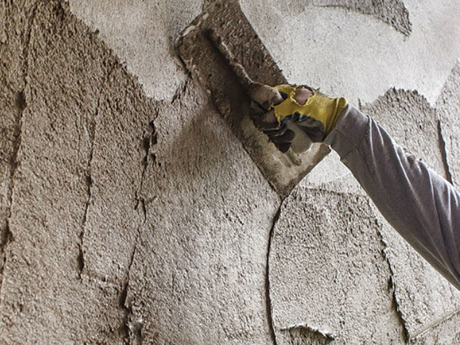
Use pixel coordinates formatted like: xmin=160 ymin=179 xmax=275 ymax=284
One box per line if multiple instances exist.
xmin=67 ymin=0 xmax=203 ymax=101
xmin=1 ymin=0 xmax=460 ymax=343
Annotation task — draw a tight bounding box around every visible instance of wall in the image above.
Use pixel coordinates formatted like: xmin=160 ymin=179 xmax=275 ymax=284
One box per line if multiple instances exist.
xmin=1 ymin=0 xmax=460 ymax=344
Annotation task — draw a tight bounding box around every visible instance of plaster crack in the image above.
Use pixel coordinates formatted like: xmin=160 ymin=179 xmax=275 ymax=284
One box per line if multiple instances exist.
xmin=437 ymin=119 xmax=453 ymax=184
xmin=78 ymin=96 xmax=99 ymax=277
xmin=0 ymin=90 xmax=27 ymax=305
xmin=376 ymin=228 xmax=410 ymax=343
xmin=120 ymin=120 xmax=157 ymax=344
xmin=266 ymin=206 xmax=281 ymax=345
xmin=120 ymin=226 xmax=143 ymax=345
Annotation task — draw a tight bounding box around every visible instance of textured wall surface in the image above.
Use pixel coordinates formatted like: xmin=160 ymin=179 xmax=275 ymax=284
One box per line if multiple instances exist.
xmin=1 ymin=0 xmax=460 ymax=344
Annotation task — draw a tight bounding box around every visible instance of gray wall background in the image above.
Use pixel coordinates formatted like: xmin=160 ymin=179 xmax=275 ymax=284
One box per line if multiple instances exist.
xmin=1 ymin=0 xmax=460 ymax=344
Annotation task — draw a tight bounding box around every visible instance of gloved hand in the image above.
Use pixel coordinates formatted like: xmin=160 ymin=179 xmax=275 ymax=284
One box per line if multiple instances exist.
xmin=250 ymin=84 xmax=348 ymax=152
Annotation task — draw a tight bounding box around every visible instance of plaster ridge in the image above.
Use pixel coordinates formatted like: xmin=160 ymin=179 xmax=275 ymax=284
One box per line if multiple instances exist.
xmin=302 ymin=185 xmax=365 ymax=198
xmin=78 ymin=92 xmax=99 ymax=278
xmin=375 ymin=226 xmax=410 ymax=343
xmin=436 ymin=119 xmax=453 ymax=185
xmin=120 ymin=119 xmax=157 ymax=344
xmin=120 ymin=226 xmax=143 ymax=345
xmin=280 ymin=322 xmax=336 ymax=341
xmin=410 ymin=306 xmax=460 ymax=341
xmin=266 ymin=206 xmax=282 ymax=345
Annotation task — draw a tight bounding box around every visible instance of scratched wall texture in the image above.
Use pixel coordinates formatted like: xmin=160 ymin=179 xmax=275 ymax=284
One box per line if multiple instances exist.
xmin=1 ymin=0 xmax=460 ymax=344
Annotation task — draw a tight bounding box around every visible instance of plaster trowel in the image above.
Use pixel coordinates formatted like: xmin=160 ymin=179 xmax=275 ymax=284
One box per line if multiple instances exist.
xmin=176 ymin=1 xmax=330 ymax=197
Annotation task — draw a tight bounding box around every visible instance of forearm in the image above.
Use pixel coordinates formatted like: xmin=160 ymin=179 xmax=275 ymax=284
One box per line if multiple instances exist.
xmin=325 ymin=105 xmax=460 ymax=289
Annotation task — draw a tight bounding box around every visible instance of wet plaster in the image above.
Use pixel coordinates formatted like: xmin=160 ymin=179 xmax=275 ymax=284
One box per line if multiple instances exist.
xmin=437 ymin=61 xmax=460 ymax=189
xmin=241 ymin=0 xmax=460 ymax=107
xmin=1 ymin=0 xmax=460 ymax=343
xmin=304 ymin=86 xmax=460 ymax=340
xmin=315 ymin=0 xmax=412 ymax=35
xmin=0 ymin=0 xmax=35 ymax=314
xmin=122 ymin=78 xmax=281 ymax=344
xmin=0 ymin=1 xmax=159 ymax=343
xmin=302 ymin=85 xmax=460 ymax=341
xmin=270 ymin=187 xmax=406 ymax=344
xmin=359 ymin=88 xmax=460 ymax=339
xmin=408 ymin=308 xmax=460 ymax=345
xmin=67 ymin=0 xmax=203 ymax=101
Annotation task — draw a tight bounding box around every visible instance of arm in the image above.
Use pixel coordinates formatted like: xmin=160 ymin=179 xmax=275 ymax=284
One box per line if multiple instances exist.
xmin=325 ymin=105 xmax=460 ymax=289
xmin=252 ymin=85 xmax=460 ymax=290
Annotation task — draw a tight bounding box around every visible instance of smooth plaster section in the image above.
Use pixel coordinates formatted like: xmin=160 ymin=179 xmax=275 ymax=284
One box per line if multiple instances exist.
xmin=240 ymin=0 xmax=460 ymax=107
xmin=67 ymin=0 xmax=203 ymax=101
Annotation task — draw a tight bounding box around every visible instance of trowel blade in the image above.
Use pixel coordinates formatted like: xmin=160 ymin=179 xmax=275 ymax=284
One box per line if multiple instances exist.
xmin=176 ymin=1 xmax=330 ymax=197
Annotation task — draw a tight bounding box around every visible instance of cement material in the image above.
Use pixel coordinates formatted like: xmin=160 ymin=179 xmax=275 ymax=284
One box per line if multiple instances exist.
xmin=305 ymin=87 xmax=446 ymax=195
xmin=0 ymin=2 xmax=157 ymax=343
xmin=409 ymin=310 xmax=460 ymax=345
xmin=240 ymin=0 xmax=460 ymax=107
xmin=360 ymin=88 xmax=445 ymax=178
xmin=243 ymin=0 xmax=460 ymax=197
xmin=176 ymin=1 xmax=330 ymax=197
xmin=356 ymin=88 xmax=460 ymax=339
xmin=270 ymin=187 xmax=405 ymax=344
xmin=314 ymin=0 xmax=412 ymax=36
xmin=437 ymin=61 xmax=460 ymax=188
xmin=123 ymin=80 xmax=280 ymax=344
xmin=68 ymin=0 xmax=203 ymax=101
xmin=1 ymin=0 xmax=460 ymax=343
xmin=307 ymin=88 xmax=460 ymax=339
xmin=377 ymin=215 xmax=460 ymax=339
xmin=0 ymin=0 xmax=25 ymax=296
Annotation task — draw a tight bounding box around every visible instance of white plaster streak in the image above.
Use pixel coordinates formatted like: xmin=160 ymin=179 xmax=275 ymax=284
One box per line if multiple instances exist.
xmin=411 ymin=306 xmax=460 ymax=340
xmin=281 ymin=322 xmax=337 ymax=340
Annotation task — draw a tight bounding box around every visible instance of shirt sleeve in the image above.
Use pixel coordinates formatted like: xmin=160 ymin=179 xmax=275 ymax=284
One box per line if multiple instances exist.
xmin=324 ymin=105 xmax=460 ymax=290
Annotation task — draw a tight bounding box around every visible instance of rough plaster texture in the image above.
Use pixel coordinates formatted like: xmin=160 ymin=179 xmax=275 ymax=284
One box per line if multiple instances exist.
xmin=304 ymin=87 xmax=460 ymax=341
xmin=360 ymin=88 xmax=460 ymax=339
xmin=409 ymin=311 xmax=460 ymax=345
xmin=1 ymin=0 xmax=460 ymax=344
xmin=123 ymin=81 xmax=280 ymax=344
xmin=0 ymin=1 xmax=156 ymax=343
xmin=270 ymin=187 xmax=406 ymax=344
xmin=437 ymin=61 xmax=460 ymax=188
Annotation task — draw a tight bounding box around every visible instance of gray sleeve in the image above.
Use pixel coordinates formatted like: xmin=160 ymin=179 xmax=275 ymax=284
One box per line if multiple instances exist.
xmin=324 ymin=105 xmax=460 ymax=290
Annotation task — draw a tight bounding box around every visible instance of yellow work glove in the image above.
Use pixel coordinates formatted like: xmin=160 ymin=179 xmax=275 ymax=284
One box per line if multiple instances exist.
xmin=270 ymin=84 xmax=348 ymax=142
